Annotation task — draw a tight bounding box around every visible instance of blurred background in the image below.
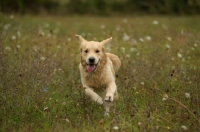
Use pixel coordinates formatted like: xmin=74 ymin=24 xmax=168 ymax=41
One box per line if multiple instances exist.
xmin=1 ymin=0 xmax=200 ymax=15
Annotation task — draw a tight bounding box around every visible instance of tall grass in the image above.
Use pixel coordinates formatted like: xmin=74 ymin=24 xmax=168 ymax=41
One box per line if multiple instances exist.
xmin=0 ymin=14 xmax=200 ymax=131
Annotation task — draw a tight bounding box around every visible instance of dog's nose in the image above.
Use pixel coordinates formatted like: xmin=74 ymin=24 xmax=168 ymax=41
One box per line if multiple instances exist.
xmin=89 ymin=57 xmax=95 ymax=63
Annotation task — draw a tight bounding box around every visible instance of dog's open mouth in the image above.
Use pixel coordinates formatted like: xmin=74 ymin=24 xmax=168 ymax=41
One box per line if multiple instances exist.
xmin=86 ymin=64 xmax=97 ymax=72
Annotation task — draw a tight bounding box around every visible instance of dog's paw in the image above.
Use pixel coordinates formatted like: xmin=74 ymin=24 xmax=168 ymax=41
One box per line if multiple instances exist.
xmin=96 ymin=97 xmax=103 ymax=105
xmin=104 ymin=112 xmax=109 ymax=116
xmin=104 ymin=93 xmax=113 ymax=102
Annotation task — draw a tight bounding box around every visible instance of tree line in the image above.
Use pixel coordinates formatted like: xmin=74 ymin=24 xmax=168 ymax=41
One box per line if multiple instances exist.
xmin=1 ymin=0 xmax=200 ymax=15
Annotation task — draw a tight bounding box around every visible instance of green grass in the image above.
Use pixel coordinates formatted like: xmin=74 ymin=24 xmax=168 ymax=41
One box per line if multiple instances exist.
xmin=0 ymin=14 xmax=200 ymax=131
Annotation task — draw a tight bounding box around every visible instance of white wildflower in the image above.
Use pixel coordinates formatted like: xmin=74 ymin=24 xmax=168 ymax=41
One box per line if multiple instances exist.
xmin=68 ymin=38 xmax=71 ymax=41
xmin=10 ymin=15 xmax=14 ymax=19
xmin=145 ymin=36 xmax=151 ymax=41
xmin=163 ymin=94 xmax=168 ymax=99
xmin=16 ymin=31 xmax=21 ymax=37
xmin=120 ymin=47 xmax=125 ymax=53
xmin=40 ymin=56 xmax=45 ymax=61
xmin=162 ymin=98 xmax=167 ymax=101
xmin=181 ymin=125 xmax=187 ymax=131
xmin=130 ymin=48 xmax=136 ymax=52
xmin=141 ymin=82 xmax=144 ymax=85
xmin=12 ymin=35 xmax=16 ymax=40
xmin=132 ymin=60 xmax=135 ymax=63
xmin=63 ymin=118 xmax=70 ymax=122
xmin=139 ymin=38 xmax=144 ymax=42
xmin=166 ymin=36 xmax=172 ymax=41
xmin=100 ymin=25 xmax=105 ymax=29
xmin=16 ymin=45 xmax=20 ymax=49
xmin=126 ymin=54 xmax=130 ymax=58
xmin=5 ymin=47 xmax=11 ymax=51
xmin=136 ymin=52 xmax=140 ymax=56
xmin=4 ymin=24 xmax=11 ymax=30
xmin=47 ymin=33 xmax=51 ymax=37
xmin=116 ymin=25 xmax=120 ymax=31
xmin=177 ymin=53 xmax=182 ymax=58
xmin=123 ymin=18 xmax=127 ymax=23
xmin=57 ymin=45 xmax=61 ymax=49
xmin=39 ymin=30 xmax=45 ymax=36
xmin=40 ymin=32 xmax=45 ymax=36
xmin=152 ymin=20 xmax=159 ymax=25
xmin=53 ymin=54 xmax=57 ymax=57
xmin=165 ymin=44 xmax=170 ymax=49
xmin=123 ymin=33 xmax=130 ymax=41
xmin=113 ymin=126 xmax=119 ymax=130
xmin=194 ymin=43 xmax=197 ymax=47
xmin=44 ymin=107 xmax=48 ymax=111
xmin=131 ymin=39 xmax=137 ymax=45
xmin=138 ymin=122 xmax=142 ymax=126
xmin=185 ymin=93 xmax=190 ymax=98
xmin=162 ymin=94 xmax=168 ymax=101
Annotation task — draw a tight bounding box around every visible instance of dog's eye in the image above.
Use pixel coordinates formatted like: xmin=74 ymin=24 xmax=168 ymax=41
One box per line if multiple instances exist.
xmin=85 ymin=50 xmax=88 ymax=53
xmin=95 ymin=50 xmax=100 ymax=53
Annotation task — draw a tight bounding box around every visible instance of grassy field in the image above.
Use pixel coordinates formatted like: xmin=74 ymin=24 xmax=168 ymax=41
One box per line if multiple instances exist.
xmin=0 ymin=14 xmax=200 ymax=131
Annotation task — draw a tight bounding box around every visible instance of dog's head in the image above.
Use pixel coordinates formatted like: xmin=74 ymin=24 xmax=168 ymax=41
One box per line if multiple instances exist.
xmin=76 ymin=35 xmax=112 ymax=73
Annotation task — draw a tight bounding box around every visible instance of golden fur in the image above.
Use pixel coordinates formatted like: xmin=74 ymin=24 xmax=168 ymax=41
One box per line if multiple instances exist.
xmin=76 ymin=35 xmax=121 ymax=116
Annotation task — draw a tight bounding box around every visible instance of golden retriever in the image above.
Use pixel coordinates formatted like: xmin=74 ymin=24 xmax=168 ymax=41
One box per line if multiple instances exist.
xmin=75 ymin=35 xmax=121 ymax=116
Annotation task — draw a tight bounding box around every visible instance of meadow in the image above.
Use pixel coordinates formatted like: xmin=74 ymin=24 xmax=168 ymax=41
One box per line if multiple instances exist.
xmin=0 ymin=14 xmax=200 ymax=131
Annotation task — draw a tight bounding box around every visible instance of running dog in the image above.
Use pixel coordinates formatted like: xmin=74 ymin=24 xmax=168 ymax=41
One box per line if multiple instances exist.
xmin=76 ymin=35 xmax=121 ymax=116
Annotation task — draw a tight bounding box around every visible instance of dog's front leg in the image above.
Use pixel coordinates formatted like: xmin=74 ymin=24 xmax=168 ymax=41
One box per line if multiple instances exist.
xmin=105 ymin=81 xmax=117 ymax=102
xmin=103 ymin=81 xmax=116 ymax=116
xmin=84 ymin=87 xmax=103 ymax=105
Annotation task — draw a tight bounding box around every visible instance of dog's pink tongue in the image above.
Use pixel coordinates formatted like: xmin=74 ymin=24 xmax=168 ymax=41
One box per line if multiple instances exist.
xmin=87 ymin=65 xmax=96 ymax=72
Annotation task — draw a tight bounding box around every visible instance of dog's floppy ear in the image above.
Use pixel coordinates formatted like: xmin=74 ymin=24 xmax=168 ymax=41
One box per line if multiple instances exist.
xmin=75 ymin=35 xmax=86 ymax=43
xmin=101 ymin=37 xmax=112 ymax=46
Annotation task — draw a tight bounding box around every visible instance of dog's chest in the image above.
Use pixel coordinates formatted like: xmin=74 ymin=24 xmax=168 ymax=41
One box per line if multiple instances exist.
xmin=85 ymin=74 xmax=107 ymax=90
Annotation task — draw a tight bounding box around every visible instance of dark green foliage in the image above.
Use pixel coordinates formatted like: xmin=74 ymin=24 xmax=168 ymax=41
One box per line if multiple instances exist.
xmin=0 ymin=0 xmax=200 ymax=15
xmin=0 ymin=0 xmax=59 ymax=14
xmin=66 ymin=0 xmax=108 ymax=15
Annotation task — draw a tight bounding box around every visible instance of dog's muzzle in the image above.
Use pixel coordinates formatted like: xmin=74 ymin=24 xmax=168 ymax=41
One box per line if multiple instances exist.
xmin=86 ymin=57 xmax=100 ymax=72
